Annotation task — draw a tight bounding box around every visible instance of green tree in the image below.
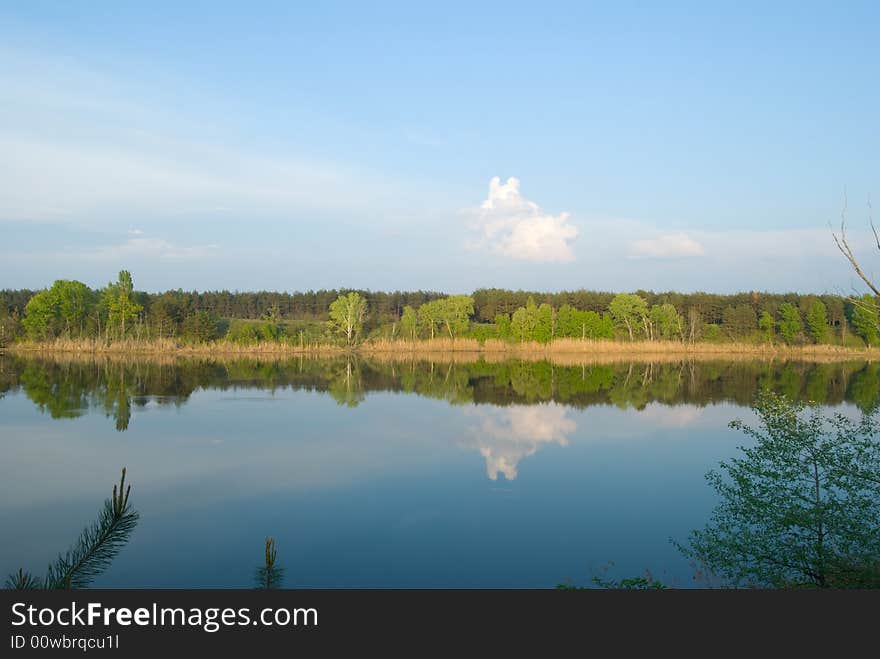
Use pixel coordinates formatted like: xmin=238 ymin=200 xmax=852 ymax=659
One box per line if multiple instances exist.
xmin=608 ymin=293 xmax=648 ymax=341
xmin=533 ymin=303 xmax=554 ymax=343
xmin=495 ymin=313 xmax=512 ymax=340
xmin=510 ymin=297 xmax=541 ymax=342
xmin=22 ymin=289 xmax=60 ymax=339
xmin=418 ymin=300 xmax=441 ymax=340
xmin=649 ymin=303 xmax=683 ymax=341
xmin=226 ymin=320 xmax=261 ymax=344
xmin=22 ymin=280 xmax=95 ymax=339
xmin=556 ymin=304 xmax=580 ymax=338
xmin=805 ymin=300 xmax=828 ymax=344
xmin=758 ymin=311 xmax=776 ymax=344
xmin=777 ymin=303 xmax=803 ymax=345
xmin=399 ymin=306 xmax=418 ymax=341
xmin=556 ymin=305 xmax=612 ymax=339
xmin=58 ymin=280 xmax=93 ymax=337
xmin=181 ymin=310 xmax=221 ymax=342
xmin=592 ymin=312 xmax=615 ymax=339
xmin=328 ymin=292 xmax=367 ymax=347
xmin=687 ymin=307 xmax=703 ymax=343
xmin=0 ymin=303 xmax=21 ymax=346
xmin=147 ymin=293 xmax=183 ymax=338
xmin=850 ymin=295 xmax=879 ymax=346
xmin=104 ymin=271 xmax=143 ymax=339
xmin=722 ymin=304 xmax=756 ymax=340
xmin=435 ymin=295 xmax=474 ymax=340
xmin=676 ymin=392 xmax=880 ymax=588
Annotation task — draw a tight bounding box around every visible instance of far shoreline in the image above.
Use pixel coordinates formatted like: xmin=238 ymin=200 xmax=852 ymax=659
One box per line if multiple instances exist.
xmin=3 ymin=337 xmax=879 ymax=364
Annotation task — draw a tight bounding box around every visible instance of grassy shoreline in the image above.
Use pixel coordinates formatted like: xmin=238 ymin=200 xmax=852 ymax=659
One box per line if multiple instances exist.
xmin=3 ymin=337 xmax=879 ymax=363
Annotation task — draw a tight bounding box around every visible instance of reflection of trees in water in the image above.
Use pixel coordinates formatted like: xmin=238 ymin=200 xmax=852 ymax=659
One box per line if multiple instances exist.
xmin=19 ymin=362 xmax=90 ymax=419
xmin=3 ymin=355 xmax=880 ymax=431
xmin=848 ymin=363 xmax=880 ymax=412
xmin=328 ymin=358 xmax=365 ymax=408
xmin=8 ymin=358 xmax=201 ymax=430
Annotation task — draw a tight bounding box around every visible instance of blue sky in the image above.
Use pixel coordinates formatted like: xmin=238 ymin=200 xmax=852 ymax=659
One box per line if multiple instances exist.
xmin=1 ymin=1 xmax=878 ymax=293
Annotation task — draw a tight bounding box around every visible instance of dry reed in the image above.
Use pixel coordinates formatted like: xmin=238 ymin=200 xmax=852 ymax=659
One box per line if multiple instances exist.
xmin=5 ymin=336 xmax=879 ymax=364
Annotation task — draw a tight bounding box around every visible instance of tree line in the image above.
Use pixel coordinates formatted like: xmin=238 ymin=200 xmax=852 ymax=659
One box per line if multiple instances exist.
xmin=1 ymin=271 xmax=878 ymax=347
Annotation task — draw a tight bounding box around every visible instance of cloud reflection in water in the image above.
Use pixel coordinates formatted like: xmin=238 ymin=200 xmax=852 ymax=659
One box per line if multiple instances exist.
xmin=464 ymin=403 xmax=576 ymax=481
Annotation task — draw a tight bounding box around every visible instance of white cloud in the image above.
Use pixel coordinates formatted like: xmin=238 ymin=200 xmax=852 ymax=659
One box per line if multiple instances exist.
xmin=694 ymin=227 xmax=841 ymax=259
xmin=0 ymin=235 xmax=222 ymax=266
xmin=638 ymin=404 xmax=704 ymax=428
xmin=630 ymin=232 xmax=705 ymax=259
xmin=467 ymin=177 xmax=578 ymax=262
xmin=0 ymin=50 xmax=400 ymax=228
xmin=463 ymin=403 xmax=575 ymax=480
xmin=0 ymin=134 xmax=395 ymax=225
xmin=90 ymin=237 xmax=219 ymax=261
xmin=128 ymin=229 xmax=144 ymax=235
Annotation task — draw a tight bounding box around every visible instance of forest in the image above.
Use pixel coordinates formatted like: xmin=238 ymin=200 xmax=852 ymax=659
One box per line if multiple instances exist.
xmin=1 ymin=270 xmax=879 ymax=350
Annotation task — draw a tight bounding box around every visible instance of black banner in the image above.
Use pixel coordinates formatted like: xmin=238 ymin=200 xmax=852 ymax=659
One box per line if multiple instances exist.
xmin=2 ymin=589 xmax=876 ymax=655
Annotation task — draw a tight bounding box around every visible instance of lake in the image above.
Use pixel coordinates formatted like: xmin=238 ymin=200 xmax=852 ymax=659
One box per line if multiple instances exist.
xmin=1 ymin=354 xmax=877 ymax=588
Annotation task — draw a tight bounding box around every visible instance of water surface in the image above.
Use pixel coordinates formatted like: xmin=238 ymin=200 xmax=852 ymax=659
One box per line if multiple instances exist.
xmin=1 ymin=355 xmax=877 ymax=587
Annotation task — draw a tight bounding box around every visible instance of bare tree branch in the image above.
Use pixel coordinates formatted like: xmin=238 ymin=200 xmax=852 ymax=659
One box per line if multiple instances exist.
xmin=870 ymin=199 xmax=880 ymax=252
xmin=831 ymin=191 xmax=880 ymax=297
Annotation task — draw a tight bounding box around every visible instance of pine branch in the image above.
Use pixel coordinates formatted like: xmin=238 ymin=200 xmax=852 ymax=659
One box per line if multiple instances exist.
xmin=5 ymin=568 xmax=42 ymax=590
xmin=43 ymin=468 xmax=139 ymax=590
xmin=254 ymin=536 xmax=285 ymax=589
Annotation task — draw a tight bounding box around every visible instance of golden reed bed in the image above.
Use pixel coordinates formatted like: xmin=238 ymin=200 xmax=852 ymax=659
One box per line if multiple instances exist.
xmin=4 ymin=337 xmax=879 ymax=366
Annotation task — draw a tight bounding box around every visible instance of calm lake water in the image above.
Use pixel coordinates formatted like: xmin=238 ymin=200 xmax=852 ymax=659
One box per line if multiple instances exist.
xmin=1 ymin=355 xmax=877 ymax=588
